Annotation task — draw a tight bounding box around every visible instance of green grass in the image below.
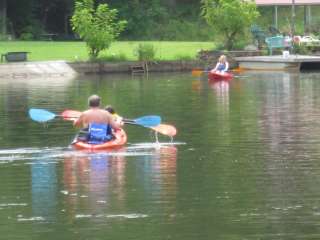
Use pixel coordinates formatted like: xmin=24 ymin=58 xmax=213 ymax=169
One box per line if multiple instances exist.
xmin=0 ymin=41 xmax=214 ymax=62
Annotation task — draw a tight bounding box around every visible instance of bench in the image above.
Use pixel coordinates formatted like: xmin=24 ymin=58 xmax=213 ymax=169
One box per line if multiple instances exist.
xmin=265 ymin=36 xmax=292 ymax=55
xmin=40 ymin=33 xmax=57 ymax=41
xmin=1 ymin=52 xmax=29 ymax=62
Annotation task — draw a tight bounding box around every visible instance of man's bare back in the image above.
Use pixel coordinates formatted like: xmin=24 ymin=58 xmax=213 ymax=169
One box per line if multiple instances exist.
xmin=74 ymin=107 xmax=121 ymax=130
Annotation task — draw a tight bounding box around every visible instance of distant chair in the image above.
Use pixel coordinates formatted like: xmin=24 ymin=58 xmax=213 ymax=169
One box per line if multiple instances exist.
xmin=269 ymin=25 xmax=281 ymax=36
xmin=265 ymin=36 xmax=292 ymax=55
xmin=251 ymin=25 xmax=266 ymax=49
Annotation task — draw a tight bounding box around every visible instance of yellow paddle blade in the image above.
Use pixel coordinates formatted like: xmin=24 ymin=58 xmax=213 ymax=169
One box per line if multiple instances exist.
xmin=191 ymin=69 xmax=203 ymax=77
xmin=231 ymin=67 xmax=245 ymax=73
xmin=151 ymin=124 xmax=177 ymax=137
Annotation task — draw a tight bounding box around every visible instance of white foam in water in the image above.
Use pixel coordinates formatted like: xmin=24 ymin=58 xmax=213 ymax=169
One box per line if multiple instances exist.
xmin=106 ymin=214 xmax=148 ymax=219
xmin=0 ymin=147 xmax=67 ymax=163
xmin=64 ymin=150 xmax=154 ymax=158
xmin=17 ymin=216 xmax=45 ymax=222
xmin=0 ymin=203 xmax=28 ymax=207
xmin=75 ymin=214 xmax=92 ymax=219
xmin=128 ymin=141 xmax=186 ymax=149
xmin=75 ymin=213 xmax=148 ymax=219
xmin=0 ymin=142 xmax=184 ymax=163
xmin=0 ymin=147 xmax=65 ymax=155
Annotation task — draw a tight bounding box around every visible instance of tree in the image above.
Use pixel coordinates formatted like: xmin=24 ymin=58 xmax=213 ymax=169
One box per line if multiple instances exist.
xmin=201 ymin=0 xmax=259 ymax=50
xmin=106 ymin=0 xmax=167 ymax=40
xmin=71 ymin=0 xmax=126 ymax=58
xmin=0 ymin=0 xmax=6 ymax=36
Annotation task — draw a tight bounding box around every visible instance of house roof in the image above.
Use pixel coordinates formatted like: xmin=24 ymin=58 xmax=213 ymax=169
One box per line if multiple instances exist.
xmin=255 ymin=0 xmax=320 ymax=6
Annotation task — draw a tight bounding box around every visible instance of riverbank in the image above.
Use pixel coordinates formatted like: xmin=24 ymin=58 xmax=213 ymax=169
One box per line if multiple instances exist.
xmin=0 ymin=60 xmax=205 ymax=78
xmin=0 ymin=50 xmax=267 ymax=78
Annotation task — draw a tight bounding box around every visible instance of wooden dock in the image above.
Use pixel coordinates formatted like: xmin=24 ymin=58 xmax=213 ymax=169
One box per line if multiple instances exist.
xmin=234 ymin=55 xmax=320 ymax=71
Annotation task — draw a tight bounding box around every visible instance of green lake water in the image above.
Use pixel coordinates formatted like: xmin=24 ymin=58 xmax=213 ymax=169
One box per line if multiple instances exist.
xmin=1 ymin=71 xmax=320 ymax=239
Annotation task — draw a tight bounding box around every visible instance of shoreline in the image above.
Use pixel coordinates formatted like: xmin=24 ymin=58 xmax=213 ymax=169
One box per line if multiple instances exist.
xmin=0 ymin=50 xmax=262 ymax=78
xmin=0 ymin=60 xmax=204 ymax=78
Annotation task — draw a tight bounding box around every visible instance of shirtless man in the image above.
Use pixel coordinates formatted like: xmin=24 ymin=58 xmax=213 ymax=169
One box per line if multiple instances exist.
xmin=73 ymin=95 xmax=121 ymax=129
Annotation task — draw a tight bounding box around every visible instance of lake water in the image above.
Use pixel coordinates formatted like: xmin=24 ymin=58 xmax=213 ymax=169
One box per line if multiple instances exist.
xmin=1 ymin=71 xmax=320 ymax=239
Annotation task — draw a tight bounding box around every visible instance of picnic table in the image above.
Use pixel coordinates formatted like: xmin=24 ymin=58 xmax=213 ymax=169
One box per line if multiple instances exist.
xmin=1 ymin=52 xmax=29 ymax=62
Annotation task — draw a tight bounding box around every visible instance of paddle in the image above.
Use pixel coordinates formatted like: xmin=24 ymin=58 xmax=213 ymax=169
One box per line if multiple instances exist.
xmin=28 ymin=108 xmax=80 ymax=123
xmin=151 ymin=124 xmax=177 ymax=137
xmin=192 ymin=67 xmax=245 ymax=77
xmin=192 ymin=69 xmax=209 ymax=77
xmin=123 ymin=116 xmax=161 ymax=127
xmin=61 ymin=110 xmax=161 ymax=127
xmin=61 ymin=109 xmax=176 ymax=136
xmin=61 ymin=109 xmax=81 ymax=120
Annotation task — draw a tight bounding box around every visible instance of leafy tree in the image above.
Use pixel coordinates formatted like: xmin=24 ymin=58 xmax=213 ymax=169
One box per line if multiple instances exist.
xmin=0 ymin=0 xmax=7 ymax=35
xmin=105 ymin=0 xmax=167 ymax=40
xmin=71 ymin=0 xmax=126 ymax=58
xmin=201 ymin=0 xmax=259 ymax=50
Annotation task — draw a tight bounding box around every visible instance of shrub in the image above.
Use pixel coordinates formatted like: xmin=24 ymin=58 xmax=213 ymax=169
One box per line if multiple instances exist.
xmin=100 ymin=52 xmax=128 ymax=62
xmin=20 ymin=32 xmax=34 ymax=40
xmin=134 ymin=43 xmax=156 ymax=61
xmin=293 ymin=43 xmax=310 ymax=55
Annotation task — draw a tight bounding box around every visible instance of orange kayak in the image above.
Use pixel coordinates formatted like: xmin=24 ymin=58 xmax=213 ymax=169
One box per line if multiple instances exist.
xmin=72 ymin=128 xmax=127 ymax=151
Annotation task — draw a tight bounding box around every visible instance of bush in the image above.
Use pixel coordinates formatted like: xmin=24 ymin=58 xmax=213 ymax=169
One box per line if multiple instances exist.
xmin=20 ymin=21 xmax=44 ymax=40
xmin=20 ymin=32 xmax=34 ymax=40
xmin=100 ymin=52 xmax=128 ymax=62
xmin=0 ymin=34 xmax=12 ymax=41
xmin=293 ymin=43 xmax=310 ymax=55
xmin=152 ymin=19 xmax=215 ymax=41
xmin=134 ymin=43 xmax=156 ymax=61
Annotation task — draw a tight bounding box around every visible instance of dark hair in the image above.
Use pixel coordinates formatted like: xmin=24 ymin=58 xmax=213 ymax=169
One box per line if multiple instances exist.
xmin=105 ymin=105 xmax=115 ymax=114
xmin=88 ymin=95 xmax=101 ymax=107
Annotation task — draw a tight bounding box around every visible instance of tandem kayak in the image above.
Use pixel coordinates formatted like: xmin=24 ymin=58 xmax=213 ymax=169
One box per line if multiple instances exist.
xmin=208 ymin=71 xmax=233 ymax=81
xmin=72 ymin=128 xmax=127 ymax=151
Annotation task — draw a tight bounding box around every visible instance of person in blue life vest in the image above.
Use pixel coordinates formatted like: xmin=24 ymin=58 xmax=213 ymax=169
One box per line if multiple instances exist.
xmin=212 ymin=55 xmax=229 ymax=74
xmin=73 ymin=95 xmax=123 ymax=144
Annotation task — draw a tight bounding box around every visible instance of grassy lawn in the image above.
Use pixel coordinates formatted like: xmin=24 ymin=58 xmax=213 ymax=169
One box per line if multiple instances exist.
xmin=0 ymin=41 xmax=214 ymax=62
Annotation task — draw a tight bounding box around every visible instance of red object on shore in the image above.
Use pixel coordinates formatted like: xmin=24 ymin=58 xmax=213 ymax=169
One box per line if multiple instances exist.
xmin=208 ymin=71 xmax=233 ymax=81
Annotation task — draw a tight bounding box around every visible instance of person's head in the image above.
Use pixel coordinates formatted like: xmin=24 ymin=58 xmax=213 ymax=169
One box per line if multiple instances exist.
xmin=88 ymin=94 xmax=101 ymax=107
xmin=105 ymin=105 xmax=115 ymax=114
xmin=219 ymin=55 xmax=227 ymax=63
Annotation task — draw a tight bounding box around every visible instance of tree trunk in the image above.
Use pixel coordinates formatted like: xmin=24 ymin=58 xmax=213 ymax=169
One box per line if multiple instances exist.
xmin=0 ymin=0 xmax=6 ymax=36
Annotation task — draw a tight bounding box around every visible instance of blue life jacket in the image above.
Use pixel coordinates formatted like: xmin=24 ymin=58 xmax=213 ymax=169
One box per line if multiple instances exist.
xmin=217 ymin=63 xmax=226 ymax=71
xmin=88 ymin=123 xmax=112 ymax=144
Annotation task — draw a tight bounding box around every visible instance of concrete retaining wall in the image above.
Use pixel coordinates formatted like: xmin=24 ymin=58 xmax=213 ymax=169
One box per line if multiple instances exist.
xmin=68 ymin=60 xmax=202 ymax=74
xmin=0 ymin=51 xmax=263 ymax=78
xmin=0 ymin=60 xmax=203 ymax=78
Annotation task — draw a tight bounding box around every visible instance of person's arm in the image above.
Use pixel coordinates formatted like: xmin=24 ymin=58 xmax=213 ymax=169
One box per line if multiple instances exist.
xmin=73 ymin=114 xmax=83 ymax=127
xmin=107 ymin=112 xmax=122 ymax=130
xmin=223 ymin=62 xmax=229 ymax=72
xmin=212 ymin=62 xmax=219 ymax=71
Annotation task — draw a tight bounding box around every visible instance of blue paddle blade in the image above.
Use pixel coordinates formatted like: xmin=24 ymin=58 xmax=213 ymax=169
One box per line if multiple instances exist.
xmin=29 ymin=109 xmax=56 ymax=122
xmin=133 ymin=115 xmax=161 ymax=127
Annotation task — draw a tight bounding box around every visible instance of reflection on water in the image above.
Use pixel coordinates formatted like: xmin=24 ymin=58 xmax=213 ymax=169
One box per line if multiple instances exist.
xmin=209 ymin=80 xmax=230 ymax=111
xmin=2 ymin=71 xmax=320 ymax=239
xmin=62 ymin=146 xmax=177 ymax=223
xmin=31 ymin=157 xmax=57 ymax=222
